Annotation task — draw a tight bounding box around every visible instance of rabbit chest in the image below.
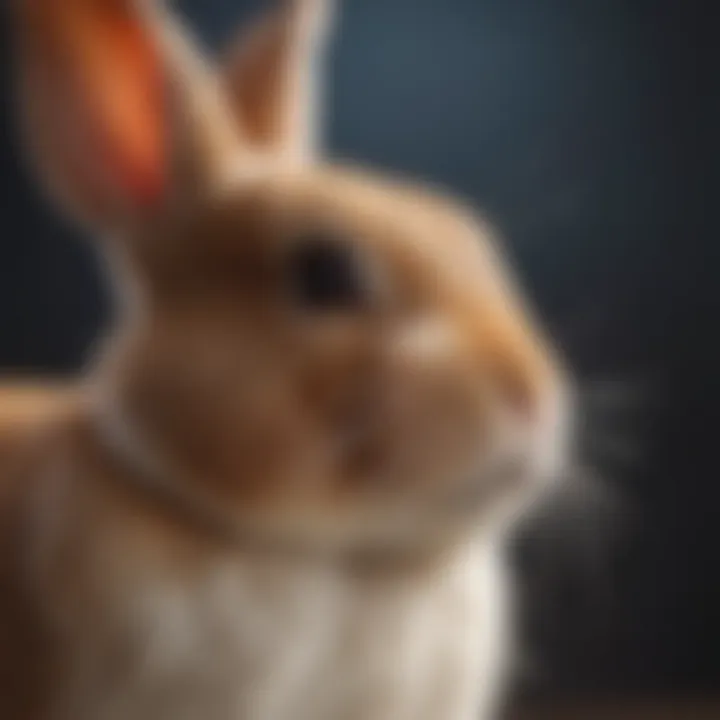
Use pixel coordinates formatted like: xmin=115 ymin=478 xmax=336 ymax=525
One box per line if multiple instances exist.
xmin=58 ymin=541 xmax=508 ymax=720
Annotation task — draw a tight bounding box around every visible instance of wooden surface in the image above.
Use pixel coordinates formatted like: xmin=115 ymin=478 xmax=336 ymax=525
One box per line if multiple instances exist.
xmin=508 ymin=700 xmax=720 ymax=720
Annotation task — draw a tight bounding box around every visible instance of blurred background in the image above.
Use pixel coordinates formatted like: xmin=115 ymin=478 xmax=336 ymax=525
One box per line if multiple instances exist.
xmin=0 ymin=0 xmax=714 ymax=715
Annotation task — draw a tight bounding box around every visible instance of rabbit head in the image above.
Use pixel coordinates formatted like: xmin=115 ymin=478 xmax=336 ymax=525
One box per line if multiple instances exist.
xmin=15 ymin=0 xmax=569 ymax=554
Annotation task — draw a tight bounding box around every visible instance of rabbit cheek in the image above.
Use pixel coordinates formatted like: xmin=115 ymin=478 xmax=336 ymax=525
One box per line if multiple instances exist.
xmin=295 ymin=341 xmax=389 ymax=493
xmin=380 ymin=320 xmax=494 ymax=501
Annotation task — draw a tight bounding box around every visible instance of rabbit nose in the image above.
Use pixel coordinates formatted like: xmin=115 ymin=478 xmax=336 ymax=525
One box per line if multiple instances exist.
xmin=494 ymin=360 xmax=544 ymax=423
xmin=494 ymin=358 xmax=569 ymax=475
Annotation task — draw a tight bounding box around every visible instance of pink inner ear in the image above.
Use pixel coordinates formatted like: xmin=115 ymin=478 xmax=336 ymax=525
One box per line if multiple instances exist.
xmin=58 ymin=0 xmax=168 ymax=209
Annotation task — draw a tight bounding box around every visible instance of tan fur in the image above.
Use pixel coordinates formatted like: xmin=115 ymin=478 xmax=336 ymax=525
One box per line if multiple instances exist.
xmin=2 ymin=1 xmax=569 ymax=718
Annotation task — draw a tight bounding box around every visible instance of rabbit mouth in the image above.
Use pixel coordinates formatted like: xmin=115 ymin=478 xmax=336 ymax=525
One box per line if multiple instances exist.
xmin=448 ymin=394 xmax=571 ymax=518
xmin=445 ymin=450 xmax=533 ymax=516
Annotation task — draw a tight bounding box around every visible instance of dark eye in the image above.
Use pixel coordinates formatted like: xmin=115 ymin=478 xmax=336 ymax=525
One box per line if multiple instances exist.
xmin=286 ymin=234 xmax=367 ymax=311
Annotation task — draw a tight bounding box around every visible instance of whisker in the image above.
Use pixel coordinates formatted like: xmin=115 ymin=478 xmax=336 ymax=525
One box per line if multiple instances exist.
xmin=578 ymin=377 xmax=651 ymax=411
xmin=578 ymin=431 xmax=646 ymax=470
xmin=511 ymin=369 xmax=651 ymax=686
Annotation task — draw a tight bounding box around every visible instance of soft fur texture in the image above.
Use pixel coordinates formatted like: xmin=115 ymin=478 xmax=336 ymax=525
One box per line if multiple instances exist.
xmin=0 ymin=1 xmax=569 ymax=718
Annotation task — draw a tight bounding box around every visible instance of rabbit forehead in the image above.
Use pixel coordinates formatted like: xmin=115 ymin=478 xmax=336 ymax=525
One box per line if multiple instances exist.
xmin=189 ymin=160 xmax=498 ymax=277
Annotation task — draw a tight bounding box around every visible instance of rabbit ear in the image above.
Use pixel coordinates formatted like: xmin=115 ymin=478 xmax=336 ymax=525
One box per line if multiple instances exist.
xmin=15 ymin=0 xmax=241 ymax=233
xmin=222 ymin=0 xmax=336 ymax=164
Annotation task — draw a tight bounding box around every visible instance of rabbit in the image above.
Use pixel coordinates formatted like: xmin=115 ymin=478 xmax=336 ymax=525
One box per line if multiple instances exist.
xmin=0 ymin=0 xmax=569 ymax=719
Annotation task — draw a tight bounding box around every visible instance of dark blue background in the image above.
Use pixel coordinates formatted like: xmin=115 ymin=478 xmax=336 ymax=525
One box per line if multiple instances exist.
xmin=0 ymin=0 xmax=713 ymax=699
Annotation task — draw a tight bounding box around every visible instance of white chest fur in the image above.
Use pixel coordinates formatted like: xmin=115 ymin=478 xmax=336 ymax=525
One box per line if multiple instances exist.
xmin=62 ymin=539 xmax=510 ymax=720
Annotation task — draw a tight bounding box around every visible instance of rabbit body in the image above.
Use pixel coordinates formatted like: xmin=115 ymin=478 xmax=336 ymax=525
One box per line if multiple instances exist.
xmin=79 ymin=546 xmax=501 ymax=720
xmin=3 ymin=1 xmax=568 ymax=718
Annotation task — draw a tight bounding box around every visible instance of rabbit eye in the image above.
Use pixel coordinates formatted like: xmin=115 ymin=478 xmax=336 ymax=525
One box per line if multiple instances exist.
xmin=286 ymin=234 xmax=367 ymax=311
